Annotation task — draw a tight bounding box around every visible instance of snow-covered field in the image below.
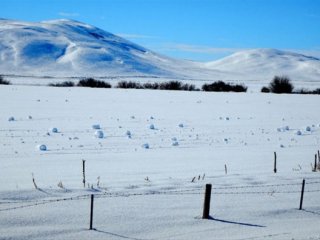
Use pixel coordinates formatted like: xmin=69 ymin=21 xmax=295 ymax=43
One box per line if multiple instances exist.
xmin=1 ymin=85 xmax=320 ymax=240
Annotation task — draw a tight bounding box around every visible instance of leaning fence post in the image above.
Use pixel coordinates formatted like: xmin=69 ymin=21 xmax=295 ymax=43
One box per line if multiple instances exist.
xmin=274 ymin=152 xmax=277 ymax=173
xmin=90 ymin=194 xmax=94 ymax=230
xmin=299 ymin=179 xmax=305 ymax=210
xmin=202 ymin=184 xmax=212 ymax=219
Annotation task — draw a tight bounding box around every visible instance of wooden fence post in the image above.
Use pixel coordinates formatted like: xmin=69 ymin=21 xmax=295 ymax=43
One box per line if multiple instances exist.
xmin=202 ymin=184 xmax=212 ymax=219
xmin=274 ymin=152 xmax=277 ymax=173
xmin=90 ymin=194 xmax=94 ymax=230
xmin=299 ymin=179 xmax=305 ymax=210
xmin=314 ymin=154 xmax=317 ymax=171
xmin=318 ymin=150 xmax=320 ymax=170
xmin=82 ymin=159 xmax=86 ymax=188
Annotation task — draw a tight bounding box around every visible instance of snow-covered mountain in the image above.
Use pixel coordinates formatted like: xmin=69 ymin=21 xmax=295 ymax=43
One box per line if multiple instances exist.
xmin=0 ymin=19 xmax=319 ymax=85
xmin=0 ymin=18 xmax=193 ymax=78
xmin=206 ymin=48 xmax=320 ymax=82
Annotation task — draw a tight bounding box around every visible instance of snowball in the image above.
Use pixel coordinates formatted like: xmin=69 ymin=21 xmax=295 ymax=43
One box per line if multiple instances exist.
xmin=149 ymin=124 xmax=155 ymax=130
xmin=126 ymin=130 xmax=131 ymax=136
xmin=142 ymin=143 xmax=149 ymax=149
xmin=92 ymin=124 xmax=101 ymax=130
xmin=296 ymin=130 xmax=302 ymax=136
xmin=172 ymin=141 xmax=179 ymax=146
xmin=126 ymin=130 xmax=132 ymax=138
xmin=36 ymin=144 xmax=47 ymax=151
xmin=94 ymin=130 xmax=104 ymax=139
xmin=8 ymin=117 xmax=15 ymax=122
xmin=305 ymin=126 xmax=311 ymax=132
xmin=49 ymin=127 xmax=58 ymax=133
xmin=178 ymin=123 xmax=184 ymax=128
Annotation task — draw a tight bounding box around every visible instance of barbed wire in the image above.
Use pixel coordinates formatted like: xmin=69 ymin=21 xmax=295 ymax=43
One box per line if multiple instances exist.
xmin=0 ymin=194 xmax=90 ymax=212
xmin=212 ymin=189 xmax=320 ymax=195
xmin=212 ymin=180 xmax=320 ymax=190
xmin=0 ymin=179 xmax=319 ymax=212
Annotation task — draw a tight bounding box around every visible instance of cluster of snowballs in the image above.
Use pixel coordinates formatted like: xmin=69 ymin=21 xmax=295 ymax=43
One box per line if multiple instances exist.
xmin=277 ymin=125 xmax=318 ymax=136
xmin=8 ymin=115 xmax=33 ymax=122
xmin=33 ymin=116 xmax=187 ymax=151
xmin=92 ymin=124 xmax=104 ymax=138
xmin=36 ymin=127 xmax=60 ymax=151
xmin=7 ymin=116 xmax=51 ymax=152
xmin=171 ymin=137 xmax=179 ymax=146
xmin=143 ymin=123 xmax=184 ymax=149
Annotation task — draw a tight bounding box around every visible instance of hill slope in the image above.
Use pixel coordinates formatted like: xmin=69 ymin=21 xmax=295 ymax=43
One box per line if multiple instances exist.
xmin=206 ymin=48 xmax=320 ymax=82
xmin=0 ymin=19 xmax=196 ymax=78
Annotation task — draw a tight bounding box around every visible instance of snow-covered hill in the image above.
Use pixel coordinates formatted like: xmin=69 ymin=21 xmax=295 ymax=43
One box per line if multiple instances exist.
xmin=0 ymin=19 xmax=195 ymax=78
xmin=0 ymin=19 xmax=320 ymax=86
xmin=206 ymin=48 xmax=320 ymax=82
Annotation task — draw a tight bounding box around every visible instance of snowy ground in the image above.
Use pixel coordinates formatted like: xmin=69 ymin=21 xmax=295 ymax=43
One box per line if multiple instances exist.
xmin=0 ymin=85 xmax=320 ymax=240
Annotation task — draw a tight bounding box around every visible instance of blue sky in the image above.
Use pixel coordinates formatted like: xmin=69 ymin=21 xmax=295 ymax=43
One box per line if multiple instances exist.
xmin=1 ymin=0 xmax=320 ymax=61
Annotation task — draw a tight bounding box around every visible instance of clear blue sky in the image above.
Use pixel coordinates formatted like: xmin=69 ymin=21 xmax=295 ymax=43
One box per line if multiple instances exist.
xmin=1 ymin=0 xmax=320 ymax=61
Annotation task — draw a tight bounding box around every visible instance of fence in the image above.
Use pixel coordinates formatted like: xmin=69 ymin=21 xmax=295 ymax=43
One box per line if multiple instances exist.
xmin=1 ymin=178 xmax=319 ymax=230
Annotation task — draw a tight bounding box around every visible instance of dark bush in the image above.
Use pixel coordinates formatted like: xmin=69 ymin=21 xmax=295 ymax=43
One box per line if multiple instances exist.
xmin=159 ymin=81 xmax=183 ymax=90
xmin=48 ymin=81 xmax=75 ymax=87
xmin=116 ymin=81 xmax=143 ymax=89
xmin=269 ymin=76 xmax=293 ymax=94
xmin=181 ymin=83 xmax=198 ymax=91
xmin=294 ymin=88 xmax=320 ymax=95
xmin=313 ymin=88 xmax=320 ymax=94
xmin=0 ymin=75 xmax=10 ymax=85
xmin=261 ymin=86 xmax=270 ymax=93
xmin=77 ymin=78 xmax=111 ymax=88
xmin=231 ymin=84 xmax=248 ymax=92
xmin=143 ymin=82 xmax=160 ymax=89
xmin=202 ymin=81 xmax=247 ymax=92
xmin=156 ymin=81 xmax=196 ymax=91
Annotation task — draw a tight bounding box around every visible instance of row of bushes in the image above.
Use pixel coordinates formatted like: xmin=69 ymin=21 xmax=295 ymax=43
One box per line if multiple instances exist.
xmin=116 ymin=80 xmax=198 ymax=91
xmin=1 ymin=75 xmax=319 ymax=95
xmin=261 ymin=76 xmax=320 ymax=95
xmin=48 ymin=78 xmax=112 ymax=88
xmin=49 ymin=78 xmax=248 ymax=92
xmin=51 ymin=77 xmax=320 ymax=95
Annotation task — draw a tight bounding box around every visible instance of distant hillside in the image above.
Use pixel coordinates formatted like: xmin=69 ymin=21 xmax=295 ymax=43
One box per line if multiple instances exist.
xmin=206 ymin=48 xmax=320 ymax=82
